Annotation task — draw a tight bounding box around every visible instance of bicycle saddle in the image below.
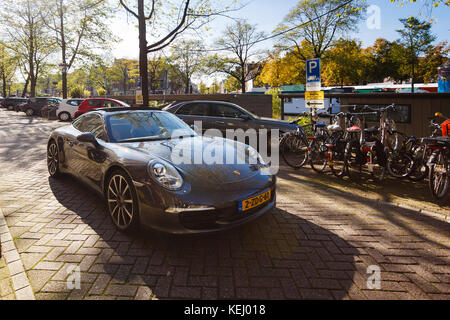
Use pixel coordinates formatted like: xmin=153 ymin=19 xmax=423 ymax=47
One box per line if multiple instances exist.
xmin=327 ymin=124 xmax=343 ymax=132
xmin=315 ymin=122 xmax=327 ymax=128
xmin=346 ymin=125 xmax=361 ymax=133
xmin=364 ymin=126 xmax=379 ymax=133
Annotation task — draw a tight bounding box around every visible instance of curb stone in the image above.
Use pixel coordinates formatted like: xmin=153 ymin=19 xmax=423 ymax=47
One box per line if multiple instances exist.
xmin=0 ymin=208 xmax=35 ymax=300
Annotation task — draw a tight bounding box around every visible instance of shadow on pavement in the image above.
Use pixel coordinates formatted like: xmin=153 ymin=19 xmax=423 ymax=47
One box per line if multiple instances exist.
xmin=277 ymin=168 xmax=450 ymax=258
xmin=277 ymin=164 xmax=449 ymax=211
xmin=49 ymin=174 xmax=359 ymax=300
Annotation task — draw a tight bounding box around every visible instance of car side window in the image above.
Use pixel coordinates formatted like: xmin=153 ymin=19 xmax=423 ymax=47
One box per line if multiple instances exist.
xmin=177 ymin=103 xmax=210 ymax=116
xmin=74 ymin=114 xmax=108 ymax=141
xmin=87 ymin=100 xmax=103 ymax=108
xmin=211 ymin=104 xmax=244 ymax=118
xmin=103 ymin=100 xmax=121 ymax=108
xmin=68 ymin=100 xmax=82 ymax=106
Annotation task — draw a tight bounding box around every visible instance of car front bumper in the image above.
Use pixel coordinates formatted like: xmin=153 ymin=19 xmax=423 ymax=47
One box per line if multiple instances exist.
xmin=134 ymin=178 xmax=276 ymax=234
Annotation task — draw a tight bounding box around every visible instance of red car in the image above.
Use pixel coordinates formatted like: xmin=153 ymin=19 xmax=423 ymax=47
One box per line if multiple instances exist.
xmin=74 ymin=98 xmax=131 ymax=118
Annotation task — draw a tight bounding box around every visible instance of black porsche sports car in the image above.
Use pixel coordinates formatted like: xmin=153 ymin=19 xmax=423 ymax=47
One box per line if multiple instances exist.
xmin=47 ymin=108 xmax=276 ymax=234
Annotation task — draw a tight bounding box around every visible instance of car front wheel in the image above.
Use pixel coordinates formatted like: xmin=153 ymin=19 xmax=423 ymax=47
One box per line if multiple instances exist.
xmin=58 ymin=112 xmax=71 ymax=122
xmin=106 ymin=170 xmax=139 ymax=232
xmin=47 ymin=141 xmax=61 ymax=178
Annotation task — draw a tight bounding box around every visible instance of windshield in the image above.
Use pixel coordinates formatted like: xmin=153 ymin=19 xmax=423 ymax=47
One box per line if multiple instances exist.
xmin=238 ymin=105 xmax=259 ymax=119
xmin=107 ymin=111 xmax=196 ymax=143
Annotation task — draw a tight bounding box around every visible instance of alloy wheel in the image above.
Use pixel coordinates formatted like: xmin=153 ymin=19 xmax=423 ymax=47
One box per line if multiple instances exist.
xmin=107 ymin=174 xmax=135 ymax=230
xmin=59 ymin=112 xmax=70 ymax=121
xmin=47 ymin=142 xmax=60 ymax=177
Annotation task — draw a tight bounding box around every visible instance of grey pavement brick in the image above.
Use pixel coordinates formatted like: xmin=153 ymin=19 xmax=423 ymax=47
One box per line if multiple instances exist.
xmin=0 ymin=109 xmax=449 ymax=301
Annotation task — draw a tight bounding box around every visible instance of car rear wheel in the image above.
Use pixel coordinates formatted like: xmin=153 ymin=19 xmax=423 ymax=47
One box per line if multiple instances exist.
xmin=25 ymin=108 xmax=34 ymax=116
xmin=106 ymin=170 xmax=139 ymax=232
xmin=58 ymin=112 xmax=71 ymax=122
xmin=47 ymin=141 xmax=61 ymax=178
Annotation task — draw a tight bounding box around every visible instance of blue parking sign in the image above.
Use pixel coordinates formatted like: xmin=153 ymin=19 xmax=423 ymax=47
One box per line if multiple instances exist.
xmin=306 ymin=58 xmax=321 ymax=83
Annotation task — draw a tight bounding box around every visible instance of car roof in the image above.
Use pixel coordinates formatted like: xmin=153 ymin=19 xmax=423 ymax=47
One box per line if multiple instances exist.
xmin=165 ymin=100 xmax=241 ymax=110
xmin=173 ymin=100 xmax=239 ymax=105
xmin=91 ymin=107 xmax=162 ymax=114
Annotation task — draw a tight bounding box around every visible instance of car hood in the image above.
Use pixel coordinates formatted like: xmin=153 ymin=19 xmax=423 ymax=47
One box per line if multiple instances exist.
xmin=258 ymin=117 xmax=297 ymax=131
xmin=120 ymin=136 xmax=261 ymax=187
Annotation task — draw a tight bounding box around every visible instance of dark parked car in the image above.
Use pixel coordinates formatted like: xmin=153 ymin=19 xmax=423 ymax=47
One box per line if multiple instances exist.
xmin=163 ymin=101 xmax=297 ymax=147
xmin=1 ymin=97 xmax=28 ymax=110
xmin=19 ymin=97 xmax=62 ymax=116
xmin=47 ymin=108 xmax=275 ymax=234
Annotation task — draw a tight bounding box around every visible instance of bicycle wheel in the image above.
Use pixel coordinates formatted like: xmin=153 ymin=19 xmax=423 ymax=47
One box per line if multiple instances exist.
xmin=387 ymin=151 xmax=414 ymax=178
xmin=344 ymin=139 xmax=362 ymax=180
xmin=429 ymin=152 xmax=449 ymax=200
xmin=370 ymin=164 xmax=386 ymax=183
xmin=407 ymin=143 xmax=429 ymax=182
xmin=409 ymin=162 xmax=429 ymax=182
xmin=330 ymin=140 xmax=346 ymax=178
xmin=281 ymin=132 xmax=309 ymax=169
xmin=309 ymin=136 xmax=328 ymax=173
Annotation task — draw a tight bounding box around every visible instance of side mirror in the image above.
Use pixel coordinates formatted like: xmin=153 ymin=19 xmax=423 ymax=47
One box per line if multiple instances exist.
xmin=77 ymin=133 xmax=101 ymax=148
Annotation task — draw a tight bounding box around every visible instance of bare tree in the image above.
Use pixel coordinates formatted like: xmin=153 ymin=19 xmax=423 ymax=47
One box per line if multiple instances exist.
xmin=207 ymin=21 xmax=266 ymax=93
xmin=42 ymin=0 xmax=114 ymax=98
xmin=168 ymin=39 xmax=206 ymax=93
xmin=118 ymin=0 xmax=244 ymax=106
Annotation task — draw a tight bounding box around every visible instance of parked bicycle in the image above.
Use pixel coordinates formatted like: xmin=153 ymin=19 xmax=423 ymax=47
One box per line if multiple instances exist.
xmin=403 ymin=114 xmax=445 ymax=181
xmin=340 ymin=104 xmax=413 ymax=182
xmin=423 ymin=135 xmax=450 ymax=200
xmin=280 ymin=113 xmax=312 ymax=169
xmin=281 ymin=111 xmax=328 ymax=169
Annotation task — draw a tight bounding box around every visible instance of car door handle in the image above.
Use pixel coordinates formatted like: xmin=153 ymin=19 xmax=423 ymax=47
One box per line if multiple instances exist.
xmin=217 ymin=121 xmax=225 ymax=125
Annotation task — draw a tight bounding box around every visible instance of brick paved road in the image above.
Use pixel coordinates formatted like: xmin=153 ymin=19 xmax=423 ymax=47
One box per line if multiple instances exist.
xmin=0 ymin=109 xmax=449 ymax=300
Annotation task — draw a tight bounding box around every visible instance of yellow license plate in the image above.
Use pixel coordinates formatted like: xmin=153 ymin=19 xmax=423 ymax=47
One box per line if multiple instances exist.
xmin=239 ymin=190 xmax=271 ymax=212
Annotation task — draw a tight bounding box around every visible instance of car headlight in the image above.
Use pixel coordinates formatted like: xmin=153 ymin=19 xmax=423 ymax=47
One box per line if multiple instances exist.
xmin=148 ymin=159 xmax=183 ymax=190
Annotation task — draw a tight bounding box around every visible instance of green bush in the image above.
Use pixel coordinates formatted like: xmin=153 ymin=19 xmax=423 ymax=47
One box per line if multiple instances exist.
xmin=97 ymin=88 xmax=107 ymax=96
xmin=265 ymin=88 xmax=281 ymax=119
xmin=287 ymin=114 xmax=313 ymax=137
xmin=69 ymin=86 xmax=84 ymax=98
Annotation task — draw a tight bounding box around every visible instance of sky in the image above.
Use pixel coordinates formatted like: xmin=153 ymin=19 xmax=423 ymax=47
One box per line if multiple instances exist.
xmin=110 ymin=0 xmax=450 ymax=59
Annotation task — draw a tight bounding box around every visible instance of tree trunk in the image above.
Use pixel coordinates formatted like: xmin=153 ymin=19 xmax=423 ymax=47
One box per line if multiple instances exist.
xmin=185 ymin=77 xmax=190 ymax=94
xmin=2 ymin=72 xmax=7 ymax=97
xmin=60 ymin=0 xmax=68 ymax=99
xmin=30 ymin=76 xmax=37 ymax=97
xmin=411 ymin=60 xmax=415 ymax=94
xmin=241 ymin=78 xmax=246 ymax=94
xmin=138 ymin=0 xmax=149 ymax=107
xmin=22 ymin=75 xmax=30 ymax=97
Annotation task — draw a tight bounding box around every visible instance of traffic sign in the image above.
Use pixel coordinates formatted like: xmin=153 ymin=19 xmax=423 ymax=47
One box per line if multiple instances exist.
xmin=305 ymin=91 xmax=324 ymax=100
xmin=306 ymin=100 xmax=325 ymax=109
xmin=306 ymin=58 xmax=320 ymax=88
